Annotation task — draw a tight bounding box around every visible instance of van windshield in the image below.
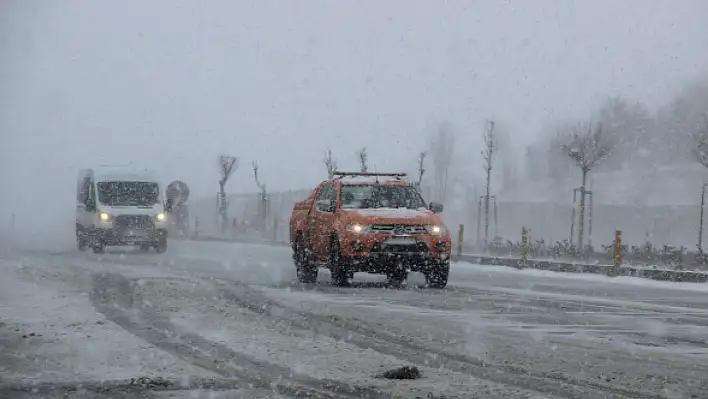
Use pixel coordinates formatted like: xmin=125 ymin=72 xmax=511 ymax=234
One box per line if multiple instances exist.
xmin=97 ymin=181 xmax=160 ymax=206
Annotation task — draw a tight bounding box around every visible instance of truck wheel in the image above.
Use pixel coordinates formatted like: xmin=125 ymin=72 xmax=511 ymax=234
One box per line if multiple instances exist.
xmin=386 ymin=267 xmax=407 ymax=287
xmin=328 ymin=238 xmax=350 ymax=287
xmin=425 ymin=261 xmax=450 ymax=289
xmin=294 ymin=237 xmax=317 ymax=284
xmin=139 ymin=244 xmax=151 ymax=252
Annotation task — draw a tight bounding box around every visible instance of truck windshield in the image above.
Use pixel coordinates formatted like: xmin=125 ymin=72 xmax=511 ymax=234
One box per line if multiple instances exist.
xmin=340 ymin=184 xmax=426 ymax=210
xmin=97 ymin=181 xmax=160 ymax=206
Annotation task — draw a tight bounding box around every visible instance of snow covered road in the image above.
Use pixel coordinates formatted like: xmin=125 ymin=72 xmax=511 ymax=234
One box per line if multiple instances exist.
xmin=1 ymin=239 xmax=708 ymax=398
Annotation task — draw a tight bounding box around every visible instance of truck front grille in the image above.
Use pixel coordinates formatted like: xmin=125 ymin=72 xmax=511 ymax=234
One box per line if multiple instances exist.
xmin=370 ymin=241 xmax=429 ymax=253
xmin=370 ymin=224 xmax=428 ymax=234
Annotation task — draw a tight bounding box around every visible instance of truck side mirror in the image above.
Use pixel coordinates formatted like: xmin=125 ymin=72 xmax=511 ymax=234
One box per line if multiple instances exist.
xmin=316 ymin=199 xmax=336 ymax=213
xmin=429 ymin=202 xmax=444 ymax=213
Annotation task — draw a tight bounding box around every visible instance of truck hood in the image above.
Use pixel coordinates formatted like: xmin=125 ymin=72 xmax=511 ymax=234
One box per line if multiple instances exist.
xmin=342 ymin=207 xmax=440 ymax=225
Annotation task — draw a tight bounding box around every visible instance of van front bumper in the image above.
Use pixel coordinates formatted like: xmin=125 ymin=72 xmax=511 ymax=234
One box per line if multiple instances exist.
xmin=92 ymin=228 xmax=167 ymax=245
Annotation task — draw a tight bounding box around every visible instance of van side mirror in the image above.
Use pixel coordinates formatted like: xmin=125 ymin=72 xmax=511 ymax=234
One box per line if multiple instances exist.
xmin=429 ymin=202 xmax=444 ymax=213
xmin=85 ymin=200 xmax=96 ymax=212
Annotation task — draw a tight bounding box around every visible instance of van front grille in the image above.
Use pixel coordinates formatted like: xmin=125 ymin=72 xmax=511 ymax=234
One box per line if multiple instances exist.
xmin=114 ymin=215 xmax=154 ymax=230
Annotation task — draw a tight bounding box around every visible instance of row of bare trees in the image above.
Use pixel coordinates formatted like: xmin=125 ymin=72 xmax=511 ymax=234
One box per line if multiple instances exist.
xmin=215 ymin=154 xmax=272 ymax=233
xmin=547 ymin=95 xmax=708 ymax=253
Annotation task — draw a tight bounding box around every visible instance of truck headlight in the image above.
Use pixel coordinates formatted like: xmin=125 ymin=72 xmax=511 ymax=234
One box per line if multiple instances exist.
xmin=156 ymin=212 xmax=166 ymax=221
xmin=99 ymin=212 xmax=111 ymax=222
xmin=426 ymin=225 xmax=446 ymax=235
xmin=346 ymin=223 xmax=370 ymax=233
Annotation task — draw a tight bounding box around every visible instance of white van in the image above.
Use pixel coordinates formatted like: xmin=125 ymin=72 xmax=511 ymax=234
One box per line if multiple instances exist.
xmin=75 ymin=166 xmax=169 ymax=253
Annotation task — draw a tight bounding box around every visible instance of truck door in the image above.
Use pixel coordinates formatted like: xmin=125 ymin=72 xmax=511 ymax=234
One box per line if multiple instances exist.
xmin=309 ymin=183 xmax=336 ymax=261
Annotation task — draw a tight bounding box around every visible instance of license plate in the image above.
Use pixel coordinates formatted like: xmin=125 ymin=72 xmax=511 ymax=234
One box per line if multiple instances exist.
xmin=385 ymin=236 xmax=417 ymax=245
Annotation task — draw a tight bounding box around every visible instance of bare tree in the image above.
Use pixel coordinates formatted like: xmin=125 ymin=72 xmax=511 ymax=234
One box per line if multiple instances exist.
xmin=357 ymin=147 xmax=368 ymax=173
xmin=691 ymin=115 xmax=708 ymax=253
xmin=323 ymin=148 xmax=338 ymax=178
xmin=555 ymin=121 xmax=615 ymax=250
xmin=417 ymin=151 xmax=427 ymax=185
xmin=597 ymin=96 xmax=652 ymax=169
xmin=217 ymin=155 xmax=238 ymax=232
xmin=481 ymin=120 xmax=497 ymax=246
xmin=691 ymin=115 xmax=708 ymax=168
xmin=252 ymin=161 xmax=268 ymax=231
xmin=429 ymin=122 xmax=455 ymax=202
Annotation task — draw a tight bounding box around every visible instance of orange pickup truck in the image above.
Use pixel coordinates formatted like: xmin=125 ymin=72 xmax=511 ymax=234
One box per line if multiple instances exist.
xmin=289 ymin=171 xmax=451 ymax=288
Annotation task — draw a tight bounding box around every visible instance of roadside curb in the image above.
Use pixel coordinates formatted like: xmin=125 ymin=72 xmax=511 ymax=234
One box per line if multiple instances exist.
xmin=457 ymin=255 xmax=708 ymax=283
xmin=180 ymin=236 xmax=708 ymax=283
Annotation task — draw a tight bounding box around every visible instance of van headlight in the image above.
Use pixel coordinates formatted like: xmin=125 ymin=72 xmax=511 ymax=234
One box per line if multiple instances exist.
xmin=99 ymin=212 xmax=111 ymax=222
xmin=426 ymin=224 xmax=446 ymax=235
xmin=155 ymin=212 xmax=166 ymax=222
xmin=346 ymin=223 xmax=370 ymax=233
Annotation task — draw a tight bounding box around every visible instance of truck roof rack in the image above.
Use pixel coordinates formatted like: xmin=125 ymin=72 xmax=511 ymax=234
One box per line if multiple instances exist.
xmin=332 ymin=171 xmax=407 ymax=180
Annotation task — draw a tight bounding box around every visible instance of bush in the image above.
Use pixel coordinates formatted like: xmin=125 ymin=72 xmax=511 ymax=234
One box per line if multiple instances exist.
xmin=465 ymin=236 xmax=707 ymax=270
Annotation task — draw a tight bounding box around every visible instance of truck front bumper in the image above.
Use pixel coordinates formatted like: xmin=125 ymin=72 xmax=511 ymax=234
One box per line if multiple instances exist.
xmin=347 ymin=251 xmax=449 ymax=273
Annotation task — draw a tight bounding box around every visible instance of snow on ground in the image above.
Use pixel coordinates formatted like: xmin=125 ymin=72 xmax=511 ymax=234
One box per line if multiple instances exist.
xmin=466 ymin=262 xmax=708 ymax=292
xmin=4 ymin=238 xmax=708 ymax=398
xmin=159 ymin=277 xmax=554 ymax=399
xmin=0 ymin=258 xmax=217 ymax=385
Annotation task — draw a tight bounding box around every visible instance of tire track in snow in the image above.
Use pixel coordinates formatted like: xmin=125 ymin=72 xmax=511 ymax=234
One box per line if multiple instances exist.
xmin=88 ymin=272 xmax=392 ymax=399
xmin=217 ymin=281 xmax=662 ymax=399
xmin=0 ymin=377 xmax=265 ymax=398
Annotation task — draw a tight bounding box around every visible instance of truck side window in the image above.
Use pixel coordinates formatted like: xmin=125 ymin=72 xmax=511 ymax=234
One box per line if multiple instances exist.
xmin=315 ymin=184 xmax=330 ymax=201
xmin=315 ymin=183 xmax=333 ymax=211
xmin=327 ymin=183 xmax=338 ymax=202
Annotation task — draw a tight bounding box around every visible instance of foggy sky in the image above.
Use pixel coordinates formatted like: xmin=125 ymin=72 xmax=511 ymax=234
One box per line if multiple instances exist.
xmin=1 ymin=0 xmax=707 ymax=234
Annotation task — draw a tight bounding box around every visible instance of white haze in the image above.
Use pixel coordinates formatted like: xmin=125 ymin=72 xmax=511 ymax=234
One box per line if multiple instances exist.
xmin=1 ymin=0 xmax=707 ymax=247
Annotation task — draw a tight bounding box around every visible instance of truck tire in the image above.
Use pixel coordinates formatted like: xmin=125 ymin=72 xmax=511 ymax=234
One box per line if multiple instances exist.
xmin=328 ymin=238 xmax=350 ymax=287
xmin=294 ymin=236 xmax=317 ymax=284
xmin=425 ymin=261 xmax=450 ymax=289
xmin=386 ymin=266 xmax=407 ymax=287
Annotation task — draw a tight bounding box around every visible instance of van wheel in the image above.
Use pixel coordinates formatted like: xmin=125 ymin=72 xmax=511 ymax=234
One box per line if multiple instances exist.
xmin=76 ymin=229 xmax=89 ymax=251
xmin=329 ymin=238 xmax=350 ymax=287
xmin=92 ymin=239 xmax=105 ymax=254
xmin=294 ymin=236 xmax=317 ymax=284
xmin=154 ymin=239 xmax=167 ymax=253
